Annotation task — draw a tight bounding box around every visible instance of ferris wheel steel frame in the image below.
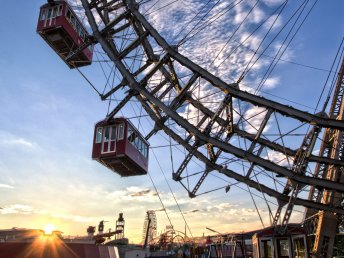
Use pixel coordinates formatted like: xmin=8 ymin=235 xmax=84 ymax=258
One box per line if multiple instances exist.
xmin=80 ymin=0 xmax=344 ymax=218
xmin=142 ymin=210 xmax=158 ymax=245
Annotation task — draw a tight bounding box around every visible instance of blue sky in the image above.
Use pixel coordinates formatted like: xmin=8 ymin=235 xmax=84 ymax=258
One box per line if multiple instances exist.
xmin=0 ymin=0 xmax=343 ymax=243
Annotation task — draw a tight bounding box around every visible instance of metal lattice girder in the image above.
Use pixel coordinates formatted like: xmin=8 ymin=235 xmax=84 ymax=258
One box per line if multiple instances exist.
xmin=272 ymin=125 xmax=322 ymax=230
xmin=245 ymin=109 xmax=273 ymax=178
xmin=189 ymin=107 xmax=236 ymax=197
xmin=106 ymin=90 xmax=136 ymax=120
xmin=80 ymin=0 xmax=344 ymax=215
xmin=304 ymin=56 xmax=344 ymax=257
xmin=136 ymin=92 xmax=344 ymax=215
xmin=306 ymin=58 xmax=344 ymax=216
xmin=173 ymin=92 xmax=234 ymax=192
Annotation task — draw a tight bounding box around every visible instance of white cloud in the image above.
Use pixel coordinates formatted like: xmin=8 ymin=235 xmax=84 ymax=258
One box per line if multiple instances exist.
xmin=251 ymin=7 xmax=265 ymax=24
xmin=312 ymin=149 xmax=320 ymax=155
xmin=0 ymin=131 xmax=36 ymax=150
xmin=1 ymin=204 xmax=99 ymax=223
xmin=1 ymin=204 xmax=33 ymax=215
xmin=243 ymin=106 xmax=271 ymax=134
xmin=102 ymin=186 xmax=160 ymax=204
xmin=8 ymin=138 xmax=33 ymax=148
xmin=212 ymin=202 xmax=238 ymax=212
xmin=263 ymin=14 xmax=283 ymax=32
xmin=263 ymin=77 xmax=280 ymax=89
xmin=265 ymin=149 xmax=293 ymax=167
xmin=0 ymin=184 xmax=14 ymax=189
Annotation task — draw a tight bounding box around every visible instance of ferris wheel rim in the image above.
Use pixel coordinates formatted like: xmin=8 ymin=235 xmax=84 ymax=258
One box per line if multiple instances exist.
xmin=79 ymin=0 xmax=344 ymax=216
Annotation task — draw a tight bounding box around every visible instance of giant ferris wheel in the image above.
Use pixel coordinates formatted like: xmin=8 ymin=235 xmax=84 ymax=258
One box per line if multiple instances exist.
xmin=37 ymin=0 xmax=344 ymax=256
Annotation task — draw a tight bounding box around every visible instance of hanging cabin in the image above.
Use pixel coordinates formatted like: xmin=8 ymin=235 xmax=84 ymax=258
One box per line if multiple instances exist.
xmin=37 ymin=0 xmax=93 ymax=68
xmin=92 ymin=117 xmax=149 ymax=177
xmin=252 ymin=225 xmax=309 ymax=258
xmin=204 ymin=224 xmax=308 ymax=258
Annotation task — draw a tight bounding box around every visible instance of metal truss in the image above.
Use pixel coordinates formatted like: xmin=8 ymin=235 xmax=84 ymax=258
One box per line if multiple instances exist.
xmin=272 ymin=125 xmax=321 ymax=233
xmin=303 ymin=56 xmax=344 ymax=257
xmin=79 ymin=0 xmax=344 ymax=218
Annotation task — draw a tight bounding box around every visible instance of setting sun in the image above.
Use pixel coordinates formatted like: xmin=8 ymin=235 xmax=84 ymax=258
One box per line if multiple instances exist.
xmin=44 ymin=224 xmax=55 ymax=235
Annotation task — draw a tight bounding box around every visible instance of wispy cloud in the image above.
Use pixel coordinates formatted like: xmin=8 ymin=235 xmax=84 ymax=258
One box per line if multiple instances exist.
xmin=0 ymin=184 xmax=14 ymax=189
xmin=1 ymin=204 xmax=97 ymax=223
xmin=6 ymin=138 xmax=33 ymax=148
xmin=183 ymin=209 xmax=200 ymax=214
xmin=0 ymin=204 xmax=33 ymax=215
xmin=243 ymin=106 xmax=271 ymax=134
xmin=265 ymin=149 xmax=293 ymax=167
xmin=130 ymin=189 xmax=153 ymax=197
xmin=263 ymin=77 xmax=280 ymax=89
xmin=0 ymin=131 xmax=36 ymax=150
xmin=101 ymin=186 xmax=160 ymax=204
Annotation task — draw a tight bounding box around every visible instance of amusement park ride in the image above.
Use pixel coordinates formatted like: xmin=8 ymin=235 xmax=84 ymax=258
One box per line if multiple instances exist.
xmin=142 ymin=210 xmax=158 ymax=249
xmin=37 ymin=0 xmax=344 ymax=257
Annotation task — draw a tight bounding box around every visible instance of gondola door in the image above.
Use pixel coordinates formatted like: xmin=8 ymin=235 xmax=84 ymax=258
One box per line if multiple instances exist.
xmin=101 ymin=125 xmax=117 ymax=154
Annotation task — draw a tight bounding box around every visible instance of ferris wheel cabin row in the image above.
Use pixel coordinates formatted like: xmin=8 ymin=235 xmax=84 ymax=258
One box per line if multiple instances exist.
xmin=37 ymin=1 xmax=149 ymax=177
xmin=37 ymin=0 xmax=93 ymax=68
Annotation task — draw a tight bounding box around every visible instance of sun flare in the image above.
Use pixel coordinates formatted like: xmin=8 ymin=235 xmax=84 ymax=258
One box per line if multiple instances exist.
xmin=44 ymin=224 xmax=55 ymax=235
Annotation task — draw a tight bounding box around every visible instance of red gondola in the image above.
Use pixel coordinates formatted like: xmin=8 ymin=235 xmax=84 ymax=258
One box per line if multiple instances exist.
xmin=92 ymin=117 xmax=149 ymax=177
xmin=252 ymin=225 xmax=309 ymax=258
xmin=37 ymin=0 xmax=93 ymax=68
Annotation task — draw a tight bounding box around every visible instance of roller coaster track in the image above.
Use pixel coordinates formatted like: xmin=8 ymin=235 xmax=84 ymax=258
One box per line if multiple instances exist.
xmin=79 ymin=0 xmax=344 ymax=217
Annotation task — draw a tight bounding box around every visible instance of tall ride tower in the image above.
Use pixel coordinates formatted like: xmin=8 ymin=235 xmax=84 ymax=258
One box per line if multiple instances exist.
xmin=115 ymin=213 xmax=125 ymax=240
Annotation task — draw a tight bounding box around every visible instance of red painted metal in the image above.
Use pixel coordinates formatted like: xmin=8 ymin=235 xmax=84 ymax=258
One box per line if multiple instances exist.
xmin=37 ymin=0 xmax=93 ymax=68
xmin=92 ymin=117 xmax=149 ymax=177
xmin=253 ymin=225 xmax=307 ymax=238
